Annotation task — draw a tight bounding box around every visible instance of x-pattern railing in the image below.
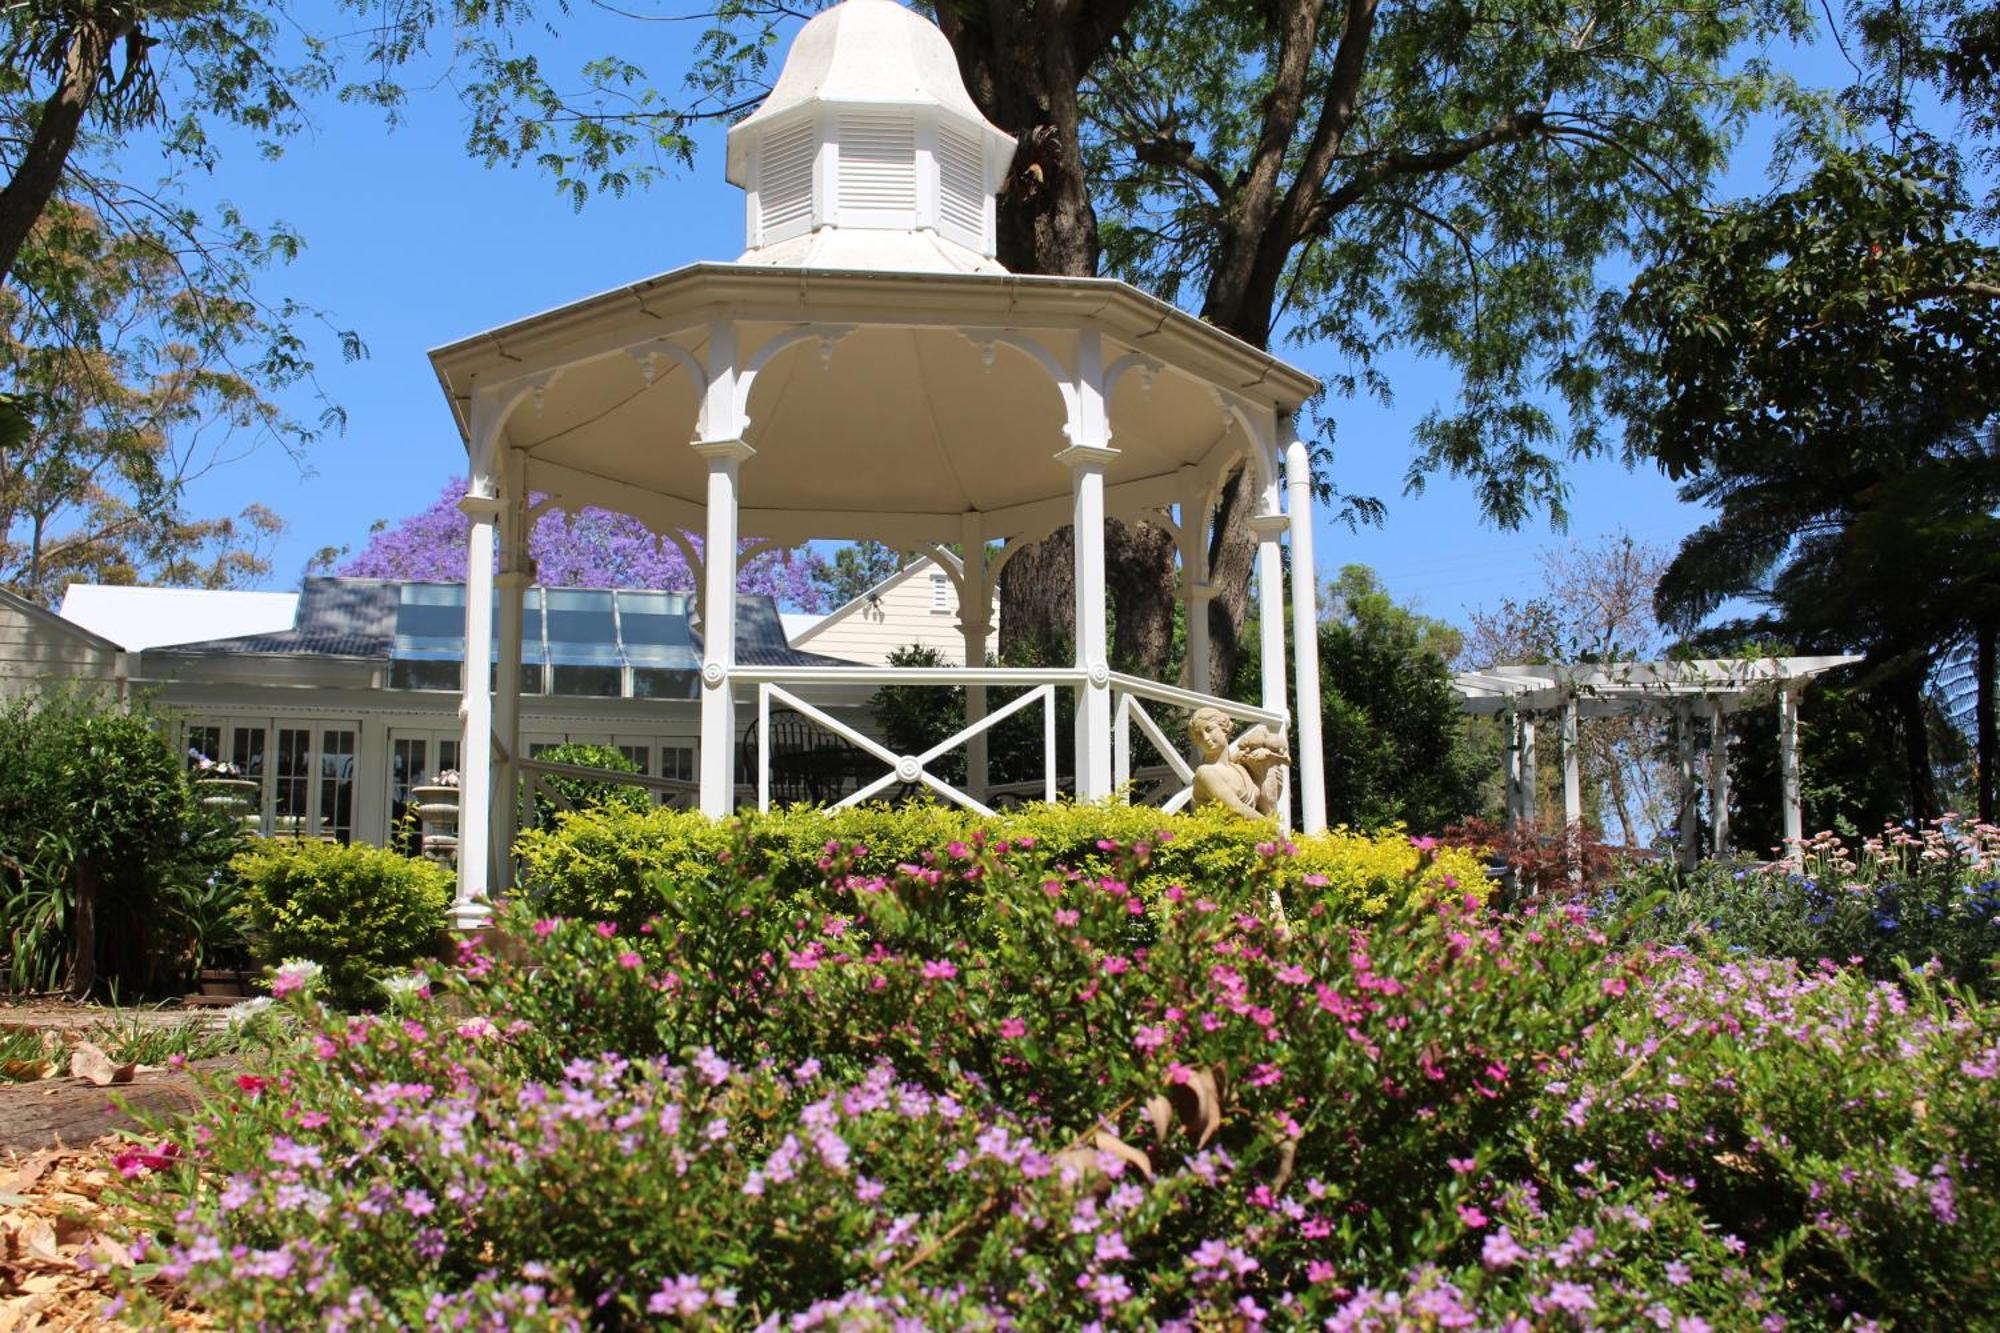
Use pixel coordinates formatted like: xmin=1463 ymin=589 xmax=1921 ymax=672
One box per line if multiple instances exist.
xmin=737 ymin=666 xmax=1084 ymax=817
xmin=1108 ymin=672 xmax=1286 ymax=813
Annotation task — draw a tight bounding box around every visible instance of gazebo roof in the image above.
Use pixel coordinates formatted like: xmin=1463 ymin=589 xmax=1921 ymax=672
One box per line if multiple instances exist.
xmin=427 ymin=263 xmax=1321 ymax=545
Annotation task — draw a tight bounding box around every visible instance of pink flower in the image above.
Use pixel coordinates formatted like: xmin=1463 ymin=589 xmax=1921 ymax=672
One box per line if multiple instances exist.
xmin=532 ymin=919 xmax=558 ymax=938
xmin=1306 ymin=1259 xmax=1337 ymax=1284
xmin=1133 ymin=1025 xmax=1170 ymax=1053
xmin=1457 ymin=1203 xmax=1488 ymax=1228
xmin=1409 ymin=836 xmax=1439 ymax=852
xmin=595 ymin=922 xmax=617 ymax=938
xmin=922 ymin=960 xmax=958 ymax=981
xmin=998 ymin=1018 xmax=1027 ymax=1039
xmin=618 ymin=952 xmax=643 ymax=970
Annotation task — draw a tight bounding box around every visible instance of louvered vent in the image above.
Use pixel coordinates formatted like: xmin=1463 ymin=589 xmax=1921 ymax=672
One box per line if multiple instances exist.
xmin=937 ymin=122 xmax=986 ymax=244
xmin=838 ymin=112 xmax=916 ymax=217
xmin=757 ymin=120 xmax=817 ymax=238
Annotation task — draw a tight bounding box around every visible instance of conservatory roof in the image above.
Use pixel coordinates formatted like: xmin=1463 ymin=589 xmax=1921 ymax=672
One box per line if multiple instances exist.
xmin=147 ymin=576 xmax=849 ymax=670
xmin=1452 ymin=656 xmax=1865 ymax=718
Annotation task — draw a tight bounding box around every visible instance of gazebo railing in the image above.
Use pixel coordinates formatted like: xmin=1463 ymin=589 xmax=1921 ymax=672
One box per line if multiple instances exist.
xmin=519 ymin=755 xmax=701 ymax=811
xmin=1108 ymin=671 xmax=1285 ymax=813
xmin=735 ymin=665 xmax=1081 ymax=817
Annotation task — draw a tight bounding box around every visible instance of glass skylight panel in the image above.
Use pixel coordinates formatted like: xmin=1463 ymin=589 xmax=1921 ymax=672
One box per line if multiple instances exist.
xmin=617 ymin=589 xmax=699 ymax=666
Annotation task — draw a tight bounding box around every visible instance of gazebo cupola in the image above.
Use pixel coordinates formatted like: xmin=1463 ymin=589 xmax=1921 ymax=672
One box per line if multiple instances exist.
xmin=723 ymin=0 xmax=1015 ymax=273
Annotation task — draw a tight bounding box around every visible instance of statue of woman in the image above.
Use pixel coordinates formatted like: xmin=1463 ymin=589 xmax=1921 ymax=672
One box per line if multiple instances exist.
xmin=1188 ymin=707 xmax=1290 ymax=821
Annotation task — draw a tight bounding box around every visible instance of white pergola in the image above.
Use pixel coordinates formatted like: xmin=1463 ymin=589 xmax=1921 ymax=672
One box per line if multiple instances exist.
xmin=1454 ymin=656 xmax=1862 ymax=866
xmin=427 ymin=0 xmax=1331 ymax=927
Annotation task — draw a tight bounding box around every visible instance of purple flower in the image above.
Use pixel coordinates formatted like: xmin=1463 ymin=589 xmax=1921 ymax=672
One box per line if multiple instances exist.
xmin=1545 ymin=1281 xmax=1597 ymax=1314
xmin=1481 ymin=1229 xmax=1527 ymax=1269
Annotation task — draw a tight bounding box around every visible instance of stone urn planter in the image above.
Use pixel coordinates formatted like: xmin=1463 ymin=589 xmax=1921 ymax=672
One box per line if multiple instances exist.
xmin=410 ymin=774 xmax=461 ymax=865
xmin=195 ymin=772 xmax=261 ymax=835
xmin=195 ymin=967 xmax=255 ymax=998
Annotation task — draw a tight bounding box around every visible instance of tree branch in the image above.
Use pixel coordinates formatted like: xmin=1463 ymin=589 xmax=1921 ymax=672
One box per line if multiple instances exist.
xmin=1305 ymin=109 xmax=1549 ymax=236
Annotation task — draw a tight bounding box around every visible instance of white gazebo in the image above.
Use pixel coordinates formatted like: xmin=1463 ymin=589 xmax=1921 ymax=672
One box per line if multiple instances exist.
xmin=428 ymin=0 xmax=1329 ymax=927
xmin=1453 ymin=655 xmax=1862 ymax=867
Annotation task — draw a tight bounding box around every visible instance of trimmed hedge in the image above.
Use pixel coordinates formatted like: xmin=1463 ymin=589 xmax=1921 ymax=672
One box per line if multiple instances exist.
xmin=233 ymin=839 xmax=451 ymax=1003
xmin=512 ymin=802 xmax=1489 ymax=926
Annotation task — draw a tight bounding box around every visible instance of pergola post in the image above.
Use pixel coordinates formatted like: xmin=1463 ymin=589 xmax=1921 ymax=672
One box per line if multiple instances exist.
xmin=1676 ymin=701 xmax=1700 ymax=871
xmin=1778 ymin=683 xmax=1803 ymax=857
xmin=1708 ymin=700 xmax=1731 ymax=856
xmin=493 ymin=453 xmax=529 ymax=886
xmin=1502 ymin=707 xmax=1522 ymax=826
xmin=1561 ymin=692 xmax=1582 ymax=883
xmin=1518 ymin=715 xmax=1538 ymax=829
xmin=1178 ymin=466 xmax=1213 ymax=695
xmin=959 ymin=513 xmax=990 ymax=803
xmin=1282 ymin=418 xmax=1326 ymax=836
xmin=695 ymin=439 xmax=753 ymax=816
xmin=454 ymin=488 xmax=500 ymax=931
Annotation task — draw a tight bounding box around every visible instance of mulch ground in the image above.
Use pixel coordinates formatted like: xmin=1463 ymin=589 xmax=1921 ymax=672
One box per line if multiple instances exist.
xmin=0 ymin=1139 xmax=207 ymax=1330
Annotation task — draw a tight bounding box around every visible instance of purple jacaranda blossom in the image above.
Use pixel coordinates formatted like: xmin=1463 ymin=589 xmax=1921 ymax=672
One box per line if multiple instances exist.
xmin=340 ymin=476 xmax=829 ymax=610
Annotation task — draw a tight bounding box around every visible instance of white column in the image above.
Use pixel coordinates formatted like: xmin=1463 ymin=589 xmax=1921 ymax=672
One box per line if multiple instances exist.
xmin=1282 ymin=423 xmax=1326 ymax=835
xmin=696 ymin=439 xmax=753 ymax=816
xmin=1709 ymin=700 xmax=1731 ymax=856
xmin=1676 ymin=702 xmax=1699 ymax=870
xmin=492 ymin=451 xmax=528 ymax=884
xmin=1065 ymin=329 xmax=1116 ymax=803
xmin=1063 ymin=445 xmax=1116 ymax=801
xmin=1518 ymin=716 xmax=1538 ymax=829
xmin=1562 ymin=693 xmax=1582 ymax=882
xmin=1778 ymin=684 xmax=1803 ymax=857
xmin=453 ymin=492 xmax=499 ymax=930
xmin=1502 ymin=708 xmax=1522 ymax=825
xmin=1251 ymin=508 xmax=1290 ymax=830
xmin=1177 ymin=466 xmax=1213 ymax=695
xmin=959 ymin=514 xmax=990 ymax=803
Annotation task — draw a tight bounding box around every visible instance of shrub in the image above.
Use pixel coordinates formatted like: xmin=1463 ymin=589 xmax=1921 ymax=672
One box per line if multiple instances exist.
xmin=0 ymin=693 xmax=240 ymax=996
xmin=108 ymin=832 xmax=1996 ymax=1328
xmin=231 ymin=840 xmax=451 ymax=1003
xmin=512 ymin=802 xmax=1490 ymax=928
xmin=528 ymin=742 xmax=651 ymax=830
xmin=1616 ymin=817 xmax=2000 ymax=996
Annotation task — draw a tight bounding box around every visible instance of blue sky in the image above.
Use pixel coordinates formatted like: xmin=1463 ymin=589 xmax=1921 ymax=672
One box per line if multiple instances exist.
xmin=151 ymin=7 xmax=1854 ymax=629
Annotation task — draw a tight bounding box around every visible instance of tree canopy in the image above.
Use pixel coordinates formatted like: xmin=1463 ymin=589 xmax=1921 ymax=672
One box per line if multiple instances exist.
xmin=338 ymin=475 xmax=830 ymax=610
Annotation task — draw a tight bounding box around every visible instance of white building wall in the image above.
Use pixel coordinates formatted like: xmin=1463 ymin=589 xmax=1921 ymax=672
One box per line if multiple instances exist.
xmin=0 ymin=595 xmax=121 ymax=696
xmin=791 ymin=557 xmax=1000 ymax=666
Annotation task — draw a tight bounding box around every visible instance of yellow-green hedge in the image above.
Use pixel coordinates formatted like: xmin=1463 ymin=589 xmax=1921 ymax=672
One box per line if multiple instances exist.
xmin=512 ymin=802 xmax=1489 ymax=925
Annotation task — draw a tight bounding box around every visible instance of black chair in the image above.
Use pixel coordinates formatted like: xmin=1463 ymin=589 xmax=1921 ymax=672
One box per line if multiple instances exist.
xmin=740 ymin=710 xmax=871 ymax=806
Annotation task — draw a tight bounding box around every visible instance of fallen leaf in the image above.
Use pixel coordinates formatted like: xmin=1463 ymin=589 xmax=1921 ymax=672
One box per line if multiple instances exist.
xmin=3 ymin=1151 xmax=56 ymax=1195
xmin=68 ymin=1042 xmax=136 ymax=1087
xmin=1163 ymin=1065 xmax=1225 ymax=1149
xmin=1091 ymin=1129 xmax=1154 ymax=1182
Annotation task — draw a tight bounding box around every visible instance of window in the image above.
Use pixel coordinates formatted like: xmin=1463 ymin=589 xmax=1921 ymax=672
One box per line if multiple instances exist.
xmin=185 ymin=724 xmax=221 ymax=769
xmin=273 ymin=729 xmax=312 ymax=838
xmin=931 ymin=573 xmax=951 ymax=612
xmin=661 ymin=746 xmax=694 ymax=783
xmin=390 ymin=659 xmax=459 ymax=691
xmin=319 ymin=728 xmax=357 ymax=844
xmin=632 ymin=667 xmax=699 ymax=700
xmin=616 ymin=744 xmax=651 ymax=776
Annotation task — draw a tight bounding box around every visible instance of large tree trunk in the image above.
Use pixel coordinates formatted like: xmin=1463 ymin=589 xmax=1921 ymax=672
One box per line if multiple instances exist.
xmin=1978 ymin=619 xmax=1996 ymax=824
xmin=0 ymin=16 xmax=129 ymax=286
xmin=1894 ymin=673 xmax=1938 ymax=822
xmin=937 ymin=2 xmax=1181 ymax=678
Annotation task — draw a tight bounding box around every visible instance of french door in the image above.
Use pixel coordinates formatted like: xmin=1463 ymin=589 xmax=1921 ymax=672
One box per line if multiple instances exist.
xmin=184 ymin=717 xmax=360 ymax=843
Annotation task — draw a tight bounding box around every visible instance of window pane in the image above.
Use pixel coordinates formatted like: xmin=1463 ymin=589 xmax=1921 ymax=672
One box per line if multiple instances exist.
xmin=544 ymin=588 xmax=622 ymax=666
xmin=632 ymin=668 xmax=699 ymax=700
xmin=616 ymin=744 xmax=651 ymax=775
xmin=618 ymin=589 xmax=698 ymax=666
xmin=663 ymin=746 xmax=694 ymax=782
xmin=391 ymin=659 xmax=461 ymax=691
xmin=550 ymin=664 xmax=621 ymax=697
xmin=320 ymin=729 xmax=357 ymax=844
xmin=186 ymin=725 xmax=221 ymax=769
xmin=274 ymin=729 xmax=311 ymax=838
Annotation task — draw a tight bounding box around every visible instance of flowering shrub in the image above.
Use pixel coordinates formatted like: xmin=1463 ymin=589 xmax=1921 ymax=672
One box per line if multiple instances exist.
xmin=1619 ymin=817 xmax=2000 ymax=995
xmin=109 ymin=834 xmax=1997 ymax=1328
xmin=232 ymin=840 xmax=451 ymax=1004
xmin=512 ymin=802 xmax=1490 ymax=927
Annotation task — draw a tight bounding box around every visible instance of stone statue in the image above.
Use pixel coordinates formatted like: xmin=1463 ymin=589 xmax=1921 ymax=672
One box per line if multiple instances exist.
xmin=1188 ymin=706 xmax=1291 ymax=821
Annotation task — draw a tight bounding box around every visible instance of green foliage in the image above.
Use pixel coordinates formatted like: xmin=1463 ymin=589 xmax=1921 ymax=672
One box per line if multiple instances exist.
xmin=0 ymin=693 xmax=236 ymax=993
xmin=512 ymin=802 xmax=1489 ymax=929
xmin=231 ymin=840 xmax=449 ymax=1004
xmin=1617 ymin=817 xmax=2000 ymax=996
xmin=1314 ymin=565 xmax=1484 ymax=832
xmin=111 ymin=830 xmax=2000 ymax=1329
xmin=810 ymin=541 xmax=905 ymax=608
xmin=528 ymin=741 xmax=650 ymax=831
